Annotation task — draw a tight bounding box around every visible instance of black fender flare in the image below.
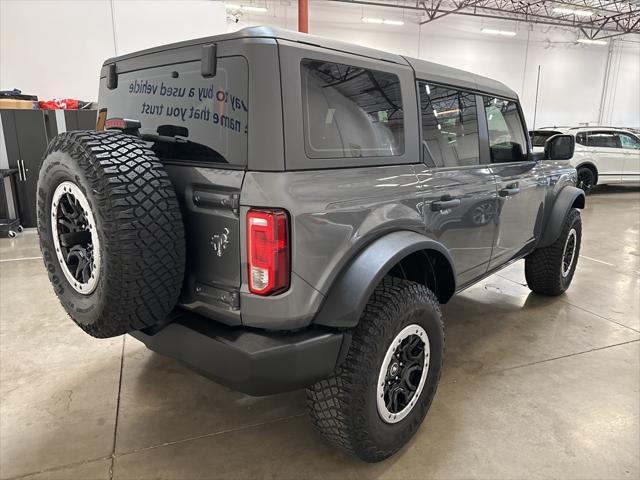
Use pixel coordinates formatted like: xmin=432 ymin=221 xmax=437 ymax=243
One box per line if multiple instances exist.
xmin=313 ymin=230 xmax=456 ymax=329
xmin=538 ymin=186 xmax=585 ymax=248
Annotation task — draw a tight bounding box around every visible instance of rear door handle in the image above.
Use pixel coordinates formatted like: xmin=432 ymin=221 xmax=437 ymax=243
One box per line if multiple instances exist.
xmin=499 ymin=184 xmax=520 ymax=197
xmin=431 ymin=196 xmax=461 ymax=211
xmin=17 ymin=160 xmax=25 ymax=182
xmin=20 ymin=160 xmax=27 ymax=181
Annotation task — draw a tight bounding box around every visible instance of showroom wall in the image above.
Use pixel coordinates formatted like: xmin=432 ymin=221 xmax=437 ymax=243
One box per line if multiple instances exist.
xmin=0 ymin=0 xmax=226 ymax=101
xmin=1 ymin=0 xmax=638 ymax=128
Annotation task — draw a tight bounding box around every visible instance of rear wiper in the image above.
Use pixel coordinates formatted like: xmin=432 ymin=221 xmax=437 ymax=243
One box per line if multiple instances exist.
xmin=140 ymin=124 xmax=190 ymax=144
xmin=139 ymin=132 xmax=187 ymax=144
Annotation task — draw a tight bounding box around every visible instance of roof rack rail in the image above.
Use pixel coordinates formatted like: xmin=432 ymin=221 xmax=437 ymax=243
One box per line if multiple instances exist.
xmin=568 ymin=125 xmax=631 ymax=130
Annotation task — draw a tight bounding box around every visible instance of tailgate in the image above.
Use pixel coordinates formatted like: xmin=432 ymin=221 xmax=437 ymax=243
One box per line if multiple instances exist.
xmin=98 ymin=47 xmax=249 ymax=325
xmin=167 ymin=165 xmax=245 ymax=325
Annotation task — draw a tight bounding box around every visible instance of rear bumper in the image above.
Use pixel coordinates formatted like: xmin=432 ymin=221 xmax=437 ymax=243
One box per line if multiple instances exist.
xmin=130 ymin=311 xmax=347 ymax=396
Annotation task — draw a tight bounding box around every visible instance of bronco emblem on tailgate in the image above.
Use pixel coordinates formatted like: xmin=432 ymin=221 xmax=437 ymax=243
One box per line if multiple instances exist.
xmin=210 ymin=228 xmax=230 ymax=257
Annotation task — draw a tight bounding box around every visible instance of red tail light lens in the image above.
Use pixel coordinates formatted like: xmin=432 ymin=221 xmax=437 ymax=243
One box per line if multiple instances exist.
xmin=247 ymin=209 xmax=290 ymax=295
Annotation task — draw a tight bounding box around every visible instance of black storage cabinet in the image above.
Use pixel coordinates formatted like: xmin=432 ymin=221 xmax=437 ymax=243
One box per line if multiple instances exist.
xmin=0 ymin=110 xmax=47 ymax=228
xmin=0 ymin=109 xmax=97 ymax=228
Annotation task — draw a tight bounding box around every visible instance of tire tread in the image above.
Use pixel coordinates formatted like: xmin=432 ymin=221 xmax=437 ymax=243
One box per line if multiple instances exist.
xmin=306 ymin=277 xmax=443 ymax=462
xmin=38 ymin=130 xmax=185 ymax=338
xmin=525 ymin=208 xmax=581 ymax=296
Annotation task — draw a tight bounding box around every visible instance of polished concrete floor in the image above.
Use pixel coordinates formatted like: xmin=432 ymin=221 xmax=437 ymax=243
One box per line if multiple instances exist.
xmin=1 ymin=185 xmax=638 ymax=480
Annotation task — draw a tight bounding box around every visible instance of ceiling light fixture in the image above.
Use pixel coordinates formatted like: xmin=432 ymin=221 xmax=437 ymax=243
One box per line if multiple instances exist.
xmin=361 ymin=17 xmax=405 ymax=26
xmin=481 ymin=28 xmax=517 ymax=36
xmin=225 ymin=3 xmax=268 ymax=12
xmin=436 ymin=108 xmax=461 ymax=116
xmin=553 ymin=7 xmax=593 ymax=17
xmin=577 ymin=38 xmax=608 ymax=45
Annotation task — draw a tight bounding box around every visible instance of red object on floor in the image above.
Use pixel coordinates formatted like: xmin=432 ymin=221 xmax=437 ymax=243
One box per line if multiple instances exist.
xmin=38 ymin=99 xmax=79 ymax=110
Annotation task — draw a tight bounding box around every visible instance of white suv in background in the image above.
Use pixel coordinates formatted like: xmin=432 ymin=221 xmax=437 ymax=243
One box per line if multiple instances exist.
xmin=531 ymin=127 xmax=640 ymax=191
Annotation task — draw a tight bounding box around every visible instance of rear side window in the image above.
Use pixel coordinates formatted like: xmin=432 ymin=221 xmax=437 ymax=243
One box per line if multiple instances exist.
xmin=531 ymin=130 xmax=561 ymax=147
xmin=483 ymin=97 xmax=527 ymax=163
xmin=418 ymin=83 xmax=479 ymax=168
xmin=576 ymin=132 xmax=587 ymax=145
xmin=99 ymin=56 xmax=248 ymax=166
xmin=586 ymin=131 xmax=621 ymax=148
xmin=618 ymin=132 xmax=640 ymax=149
xmin=300 ymin=59 xmax=404 ymax=159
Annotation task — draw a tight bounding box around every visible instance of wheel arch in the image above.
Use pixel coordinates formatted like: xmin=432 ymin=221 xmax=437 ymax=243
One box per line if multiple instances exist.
xmin=576 ymin=162 xmax=599 ymax=184
xmin=538 ymin=186 xmax=585 ymax=249
xmin=313 ymin=230 xmax=456 ymax=329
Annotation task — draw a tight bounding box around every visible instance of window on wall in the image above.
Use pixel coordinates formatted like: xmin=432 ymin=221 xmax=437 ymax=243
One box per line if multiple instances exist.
xmin=300 ymin=59 xmax=404 ymax=159
xmin=483 ymin=97 xmax=528 ymax=163
xmin=418 ymin=82 xmax=480 ymax=168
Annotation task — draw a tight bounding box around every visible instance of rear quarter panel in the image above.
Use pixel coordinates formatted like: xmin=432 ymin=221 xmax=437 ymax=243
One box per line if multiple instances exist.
xmin=240 ymin=166 xmax=425 ymax=297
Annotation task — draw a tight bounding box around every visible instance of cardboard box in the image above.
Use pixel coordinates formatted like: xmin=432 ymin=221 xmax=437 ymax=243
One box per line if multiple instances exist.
xmin=0 ymin=99 xmax=36 ymax=109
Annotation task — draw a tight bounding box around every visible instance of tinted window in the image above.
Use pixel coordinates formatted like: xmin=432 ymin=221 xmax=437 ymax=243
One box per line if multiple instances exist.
xmin=531 ymin=130 xmax=561 ymax=147
xmin=586 ymin=131 xmax=621 ymax=148
xmin=300 ymin=59 xmax=404 ymax=159
xmin=483 ymin=97 xmax=527 ymax=163
xmin=618 ymin=132 xmax=640 ymax=149
xmin=576 ymin=132 xmax=587 ymax=145
xmin=419 ymin=83 xmax=479 ymax=168
xmin=99 ymin=57 xmax=248 ymax=165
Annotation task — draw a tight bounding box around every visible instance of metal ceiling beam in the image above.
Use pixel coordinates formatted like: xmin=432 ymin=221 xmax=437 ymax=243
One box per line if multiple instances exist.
xmin=325 ymin=0 xmax=640 ymax=37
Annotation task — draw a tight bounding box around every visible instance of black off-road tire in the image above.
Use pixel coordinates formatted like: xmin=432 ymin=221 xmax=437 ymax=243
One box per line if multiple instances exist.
xmin=306 ymin=277 xmax=444 ymax=462
xmin=37 ymin=130 xmax=185 ymax=338
xmin=525 ymin=208 xmax=582 ymax=296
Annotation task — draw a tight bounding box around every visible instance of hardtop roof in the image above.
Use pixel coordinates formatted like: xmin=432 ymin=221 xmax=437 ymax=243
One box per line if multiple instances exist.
xmin=402 ymin=56 xmax=517 ymax=99
xmin=103 ymin=25 xmax=517 ymax=99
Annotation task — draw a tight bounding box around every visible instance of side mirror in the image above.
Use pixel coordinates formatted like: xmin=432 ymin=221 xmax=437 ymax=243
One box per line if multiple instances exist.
xmin=544 ymin=134 xmax=575 ymax=161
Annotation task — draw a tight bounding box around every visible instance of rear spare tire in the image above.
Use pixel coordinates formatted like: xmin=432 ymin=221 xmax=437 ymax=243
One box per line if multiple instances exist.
xmin=37 ymin=131 xmax=185 ymax=338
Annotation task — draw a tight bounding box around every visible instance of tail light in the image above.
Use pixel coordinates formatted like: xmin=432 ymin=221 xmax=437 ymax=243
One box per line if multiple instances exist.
xmin=247 ymin=208 xmax=290 ymax=295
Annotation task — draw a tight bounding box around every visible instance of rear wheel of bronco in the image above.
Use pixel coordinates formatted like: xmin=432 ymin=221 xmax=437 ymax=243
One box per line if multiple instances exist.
xmin=306 ymin=277 xmax=444 ymax=462
xmin=37 ymin=131 xmax=185 ymax=338
xmin=525 ymin=208 xmax=582 ymax=296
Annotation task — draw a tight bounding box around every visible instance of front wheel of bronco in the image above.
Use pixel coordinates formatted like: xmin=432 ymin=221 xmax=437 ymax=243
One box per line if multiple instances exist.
xmin=37 ymin=131 xmax=186 ymax=338
xmin=306 ymin=277 xmax=444 ymax=462
xmin=525 ymin=208 xmax=582 ymax=296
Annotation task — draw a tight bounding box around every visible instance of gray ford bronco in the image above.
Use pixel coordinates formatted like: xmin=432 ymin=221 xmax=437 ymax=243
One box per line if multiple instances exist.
xmin=37 ymin=26 xmax=584 ymax=462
